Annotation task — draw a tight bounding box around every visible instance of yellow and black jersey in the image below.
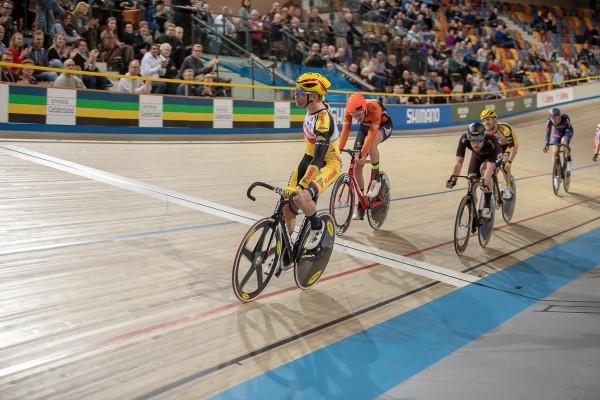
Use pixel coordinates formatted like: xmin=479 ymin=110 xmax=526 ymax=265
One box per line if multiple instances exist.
xmin=491 ymin=122 xmax=519 ymax=152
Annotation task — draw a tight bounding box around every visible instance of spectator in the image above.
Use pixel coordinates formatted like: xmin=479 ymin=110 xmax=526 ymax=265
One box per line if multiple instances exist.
xmin=0 ymin=0 xmax=14 ymax=47
xmin=53 ymin=58 xmax=85 ymax=88
xmin=7 ymin=32 xmax=27 ymax=65
xmin=462 ymin=73 xmax=474 ymax=101
xmin=494 ymin=24 xmax=518 ymax=49
xmin=131 ymin=21 xmax=154 ymax=60
xmin=33 ymin=0 xmax=65 ymax=42
xmin=47 ymin=32 xmax=73 ymax=66
xmin=54 ymin=11 xmax=80 ymax=46
xmin=484 ymin=77 xmax=502 ymax=100
xmin=552 ymin=68 xmax=565 ymax=88
xmin=531 ymin=10 xmax=546 ymax=32
xmin=171 ymin=0 xmax=194 ymax=44
xmin=100 ymin=17 xmax=134 ymax=69
xmin=290 ymin=40 xmax=306 ymax=65
xmin=385 ymin=84 xmax=404 ymax=104
xmin=342 ymin=13 xmax=362 ymax=64
xmin=198 ymin=73 xmax=227 ymax=97
xmin=141 ymin=43 xmax=168 ymax=94
xmin=176 ymin=67 xmax=203 ymax=96
xmin=304 ymin=42 xmax=326 ymax=68
xmin=156 ymin=23 xmax=178 ymax=51
xmin=0 ymin=51 xmax=19 ymax=82
xmin=158 ymin=42 xmax=178 ymax=93
xmin=544 ymin=13 xmax=557 ymax=34
xmin=27 ymin=30 xmax=58 ymax=82
xmin=71 ymin=39 xmax=108 ymax=90
xmin=246 ymin=9 xmax=268 ymax=58
xmin=118 ymin=59 xmax=151 ymax=94
xmin=0 ymin=25 xmax=5 ymax=53
xmin=407 ymin=85 xmax=424 ymax=104
xmin=577 ymin=42 xmax=591 ymax=68
xmin=213 ymin=6 xmax=237 ymax=41
xmin=72 ymin=1 xmax=98 ymax=50
xmin=177 ymin=44 xmax=218 ymax=78
xmin=373 ymin=51 xmax=393 ymax=86
xmin=16 ymin=58 xmax=41 ymax=85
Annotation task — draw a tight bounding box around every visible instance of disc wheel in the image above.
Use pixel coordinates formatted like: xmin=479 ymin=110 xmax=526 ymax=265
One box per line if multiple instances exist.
xmin=367 ymin=172 xmax=391 ymax=230
xmin=454 ymin=196 xmax=472 ymax=256
xmin=328 ymin=173 xmax=355 ymax=235
xmin=232 ymin=218 xmax=281 ymax=302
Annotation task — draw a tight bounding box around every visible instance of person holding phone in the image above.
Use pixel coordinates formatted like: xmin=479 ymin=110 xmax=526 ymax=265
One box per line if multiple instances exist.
xmin=73 ymin=1 xmax=99 ymax=50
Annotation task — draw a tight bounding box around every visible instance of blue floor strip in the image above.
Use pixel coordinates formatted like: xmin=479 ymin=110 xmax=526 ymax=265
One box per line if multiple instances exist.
xmin=210 ymin=227 xmax=600 ymax=400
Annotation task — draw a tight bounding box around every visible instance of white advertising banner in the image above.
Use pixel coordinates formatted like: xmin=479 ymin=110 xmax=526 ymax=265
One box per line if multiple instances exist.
xmin=139 ymin=95 xmax=163 ymax=127
xmin=274 ymin=101 xmax=290 ymax=128
xmin=46 ymin=88 xmax=76 ymax=125
xmin=214 ymin=98 xmax=233 ymax=129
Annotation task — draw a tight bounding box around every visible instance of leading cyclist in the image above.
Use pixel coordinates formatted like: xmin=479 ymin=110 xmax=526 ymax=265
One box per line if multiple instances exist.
xmin=446 ymin=122 xmax=501 ymax=219
xmin=593 ymin=122 xmax=599 ymax=162
xmin=480 ymin=109 xmax=518 ymax=199
xmin=283 ymin=72 xmax=341 ymax=250
xmin=339 ymin=93 xmax=393 ymax=220
xmin=544 ymin=107 xmax=574 ymax=170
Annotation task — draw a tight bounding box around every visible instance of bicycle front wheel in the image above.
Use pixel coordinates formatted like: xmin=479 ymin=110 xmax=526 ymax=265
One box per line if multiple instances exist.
xmin=502 ymin=176 xmax=517 ymax=223
xmin=367 ymin=172 xmax=391 ymax=230
xmin=329 ymin=173 xmax=355 ymax=235
xmin=232 ymin=218 xmax=281 ymax=302
xmin=454 ymin=196 xmax=472 ymax=256
xmin=552 ymin=157 xmax=561 ymax=196
xmin=478 ymin=195 xmax=495 ymax=248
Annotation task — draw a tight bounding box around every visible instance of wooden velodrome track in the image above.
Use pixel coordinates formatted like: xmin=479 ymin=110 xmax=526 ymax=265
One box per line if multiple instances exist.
xmin=0 ymin=98 xmax=599 ymax=399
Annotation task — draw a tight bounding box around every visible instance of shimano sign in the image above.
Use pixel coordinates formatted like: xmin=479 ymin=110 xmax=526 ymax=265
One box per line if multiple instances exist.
xmin=406 ymin=107 xmax=441 ymax=124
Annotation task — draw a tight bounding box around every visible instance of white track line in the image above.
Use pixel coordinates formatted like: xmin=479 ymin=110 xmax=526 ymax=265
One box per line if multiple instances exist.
xmin=1 ymin=144 xmax=475 ymax=287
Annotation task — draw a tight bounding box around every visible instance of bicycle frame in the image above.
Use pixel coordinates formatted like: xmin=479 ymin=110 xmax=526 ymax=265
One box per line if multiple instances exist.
xmin=344 ymin=149 xmax=386 ymax=210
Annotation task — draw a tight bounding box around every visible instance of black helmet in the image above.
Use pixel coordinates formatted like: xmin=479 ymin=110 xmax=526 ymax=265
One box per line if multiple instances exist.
xmin=549 ymin=108 xmax=561 ymax=117
xmin=466 ymin=122 xmax=486 ymax=142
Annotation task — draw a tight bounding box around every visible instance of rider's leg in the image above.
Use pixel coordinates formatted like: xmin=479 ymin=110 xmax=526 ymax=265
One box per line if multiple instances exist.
xmin=293 ymin=188 xmax=324 ymax=250
xmin=562 ymin=136 xmax=573 ymax=170
xmin=366 ymin=132 xmax=385 ymax=197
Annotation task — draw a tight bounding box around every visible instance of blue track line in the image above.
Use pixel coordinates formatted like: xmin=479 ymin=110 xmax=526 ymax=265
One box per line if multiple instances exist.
xmin=209 ymin=227 xmax=600 ymax=400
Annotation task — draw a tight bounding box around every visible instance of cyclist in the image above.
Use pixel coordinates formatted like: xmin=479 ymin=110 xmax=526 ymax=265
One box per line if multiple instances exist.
xmin=480 ymin=109 xmax=518 ymax=199
xmin=446 ymin=122 xmax=501 ymax=220
xmin=593 ymin=123 xmax=600 ymax=162
xmin=339 ymin=93 xmax=393 ymax=220
xmin=283 ymin=72 xmax=341 ymax=250
xmin=544 ymin=107 xmax=574 ymax=170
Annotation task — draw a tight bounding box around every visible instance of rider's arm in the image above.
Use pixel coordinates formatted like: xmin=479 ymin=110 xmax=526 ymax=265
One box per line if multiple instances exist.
xmin=338 ymin=111 xmax=353 ymax=150
xmin=544 ymin=119 xmax=552 ymax=145
xmin=504 ymin=126 xmax=518 ymax=162
xmin=298 ymin=110 xmax=334 ymax=190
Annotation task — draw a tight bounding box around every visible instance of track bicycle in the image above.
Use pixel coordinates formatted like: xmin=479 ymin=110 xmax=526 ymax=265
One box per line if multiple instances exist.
xmin=451 ymin=175 xmax=495 ymax=256
xmin=492 ymin=169 xmax=517 ymax=223
xmin=232 ymin=181 xmax=336 ymax=302
xmin=550 ymin=144 xmax=571 ymax=196
xmin=328 ymin=149 xmax=391 ymax=235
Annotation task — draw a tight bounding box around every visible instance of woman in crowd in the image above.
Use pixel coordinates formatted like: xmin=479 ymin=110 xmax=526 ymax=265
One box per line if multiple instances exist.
xmin=100 ymin=16 xmax=134 ymax=68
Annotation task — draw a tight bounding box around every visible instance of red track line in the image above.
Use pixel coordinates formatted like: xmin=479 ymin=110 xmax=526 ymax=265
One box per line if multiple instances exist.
xmin=6 ymin=194 xmax=599 ymax=375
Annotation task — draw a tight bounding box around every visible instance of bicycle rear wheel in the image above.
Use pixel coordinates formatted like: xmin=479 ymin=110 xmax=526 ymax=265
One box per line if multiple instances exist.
xmin=294 ymin=213 xmax=336 ymax=289
xmin=232 ymin=218 xmax=281 ymax=302
xmin=562 ymin=157 xmax=571 ymax=192
xmin=329 ymin=173 xmax=355 ymax=235
xmin=454 ymin=196 xmax=472 ymax=256
xmin=367 ymin=172 xmax=391 ymax=230
xmin=552 ymin=158 xmax=561 ymax=196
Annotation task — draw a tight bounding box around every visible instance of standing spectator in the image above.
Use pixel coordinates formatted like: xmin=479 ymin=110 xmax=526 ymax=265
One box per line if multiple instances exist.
xmin=333 ymin=11 xmax=348 ymax=54
xmin=72 ymin=39 xmax=108 ymax=90
xmin=34 ymin=0 xmax=65 ymax=43
xmin=100 ymin=17 xmax=134 ymax=70
xmin=171 ymin=0 xmax=194 ymax=44
xmin=213 ymin=6 xmax=237 ymax=41
xmin=72 ymin=1 xmax=98 ymax=50
xmin=53 ymin=58 xmax=85 ymax=88
xmin=141 ymin=43 xmax=168 ymax=94
xmin=118 ymin=59 xmax=151 ymax=94
xmin=343 ymin=13 xmax=362 ymax=65
xmin=304 ymin=42 xmax=326 ymax=68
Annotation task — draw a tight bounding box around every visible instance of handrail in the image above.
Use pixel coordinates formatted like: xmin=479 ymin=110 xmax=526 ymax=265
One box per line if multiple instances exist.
xmin=334 ymin=64 xmax=375 ymax=92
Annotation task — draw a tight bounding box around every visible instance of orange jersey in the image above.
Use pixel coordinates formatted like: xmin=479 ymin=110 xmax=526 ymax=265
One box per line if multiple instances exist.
xmin=339 ymin=99 xmax=391 ymax=157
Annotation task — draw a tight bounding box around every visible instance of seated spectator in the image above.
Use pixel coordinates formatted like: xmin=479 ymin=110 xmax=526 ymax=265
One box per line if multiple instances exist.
xmin=16 ymin=58 xmax=47 ymax=85
xmin=54 ymin=59 xmax=85 ymax=89
xmin=118 ymin=59 xmax=151 ymax=94
xmin=100 ymin=17 xmax=134 ymax=70
xmin=176 ymin=68 xmax=203 ymax=96
xmin=373 ymin=51 xmax=393 ymax=86
xmin=131 ymin=21 xmax=154 ymax=60
xmin=544 ymin=13 xmax=557 ymax=34
xmin=0 ymin=51 xmax=19 ymax=83
xmin=425 ymin=70 xmax=444 ymax=104
xmin=247 ymin=9 xmax=268 ymax=58
xmin=21 ymin=31 xmax=55 ymax=82
xmin=71 ymin=39 xmax=108 ymax=90
xmin=177 ymin=44 xmax=219 ymax=78
xmin=47 ymin=32 xmax=73 ymax=67
xmin=290 ymin=41 xmax=306 ymax=65
xmin=407 ymin=85 xmax=424 ymax=104
xmin=462 ymin=73 xmax=474 ymax=101
xmin=552 ymin=68 xmax=565 ymax=88
xmin=141 ymin=44 xmax=168 ymax=94
xmin=197 ymin=73 xmax=228 ymax=97
xmin=54 ymin=11 xmax=80 ymax=46
xmin=486 ymin=6 xmax=499 ymax=28
xmin=530 ymin=10 xmax=546 ymax=32
xmin=360 ymin=65 xmax=386 ymax=92
xmin=484 ymin=77 xmax=503 ymax=100
xmin=577 ymin=42 xmax=591 ymax=68
xmin=494 ymin=24 xmax=519 ymax=49
xmin=385 ymin=84 xmax=404 ymax=105
xmin=0 ymin=26 xmax=6 ymax=54
xmin=304 ymin=42 xmax=326 ymax=68
xmin=158 ymin=42 xmax=179 ymax=93
xmin=7 ymin=32 xmax=27 ymax=66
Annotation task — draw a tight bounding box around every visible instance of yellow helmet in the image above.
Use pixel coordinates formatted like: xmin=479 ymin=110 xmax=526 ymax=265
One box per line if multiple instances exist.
xmin=295 ymin=72 xmax=331 ymax=98
xmin=480 ymin=109 xmax=497 ymax=120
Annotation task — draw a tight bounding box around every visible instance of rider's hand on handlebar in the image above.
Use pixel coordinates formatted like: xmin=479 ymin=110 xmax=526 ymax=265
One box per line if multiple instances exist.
xmin=283 ymin=185 xmax=303 ymax=197
xmin=543 ymin=144 xmax=549 ymax=153
xmin=446 ymin=177 xmax=457 ymax=189
xmin=593 ymin=154 xmax=598 ymax=162
xmin=501 ymin=160 xmax=511 ymax=172
xmin=357 ymin=153 xmax=366 ymax=165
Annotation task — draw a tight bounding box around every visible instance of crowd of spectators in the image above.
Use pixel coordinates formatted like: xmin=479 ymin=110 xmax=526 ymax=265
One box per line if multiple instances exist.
xmin=0 ymin=0 xmax=598 ymax=103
